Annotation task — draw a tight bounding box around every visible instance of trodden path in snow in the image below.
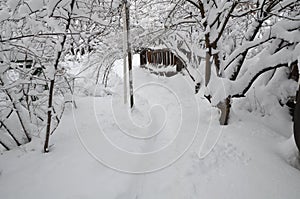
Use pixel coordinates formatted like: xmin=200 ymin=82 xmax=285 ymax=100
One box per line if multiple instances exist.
xmin=72 ymin=67 xmax=207 ymax=198
xmin=1 ymin=67 xmax=300 ymax=199
xmin=71 ymin=67 xmax=300 ymax=199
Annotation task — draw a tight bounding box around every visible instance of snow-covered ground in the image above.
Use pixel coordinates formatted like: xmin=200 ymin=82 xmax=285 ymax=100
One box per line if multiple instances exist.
xmin=1 ymin=57 xmax=300 ymax=199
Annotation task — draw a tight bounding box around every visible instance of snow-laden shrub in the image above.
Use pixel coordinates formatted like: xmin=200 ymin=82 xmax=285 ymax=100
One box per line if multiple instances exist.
xmin=64 ymin=53 xmax=121 ymax=97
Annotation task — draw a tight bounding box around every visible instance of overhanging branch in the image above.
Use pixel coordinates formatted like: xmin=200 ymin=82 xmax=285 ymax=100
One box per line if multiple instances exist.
xmin=232 ymin=61 xmax=297 ymax=98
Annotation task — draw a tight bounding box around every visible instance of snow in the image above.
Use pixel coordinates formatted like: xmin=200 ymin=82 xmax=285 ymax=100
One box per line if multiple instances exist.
xmin=45 ymin=65 xmax=55 ymax=80
xmin=0 ymin=8 xmax=9 ymax=21
xmin=1 ymin=56 xmax=300 ymax=198
xmin=27 ymin=0 xmax=44 ymax=11
xmin=7 ymin=0 xmax=19 ymax=11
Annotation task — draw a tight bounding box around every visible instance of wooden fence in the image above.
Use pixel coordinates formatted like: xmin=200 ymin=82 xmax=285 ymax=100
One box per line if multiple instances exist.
xmin=140 ymin=48 xmax=185 ymax=72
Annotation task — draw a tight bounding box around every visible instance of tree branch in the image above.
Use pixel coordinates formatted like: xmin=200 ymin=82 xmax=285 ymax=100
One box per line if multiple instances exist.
xmin=0 ymin=32 xmax=80 ymax=43
xmin=0 ymin=121 xmax=21 ymax=146
xmin=0 ymin=140 xmax=10 ymax=151
xmin=232 ymin=61 xmax=297 ymax=98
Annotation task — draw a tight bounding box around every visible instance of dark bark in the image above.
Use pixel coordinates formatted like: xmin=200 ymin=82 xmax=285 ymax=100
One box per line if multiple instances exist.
xmin=44 ymin=0 xmax=76 ymax=153
xmin=44 ymin=78 xmax=55 ymax=152
xmin=223 ymin=37 xmax=275 ymax=71
xmin=195 ymin=83 xmax=201 ymax=94
xmin=294 ymin=86 xmax=300 ymax=153
xmin=210 ymin=2 xmax=237 ymax=76
xmin=205 ymin=52 xmax=211 ymax=86
xmin=229 ymin=1 xmax=277 ymax=81
xmin=0 ymin=82 xmax=31 ymax=142
xmin=0 ymin=32 xmax=80 ymax=43
xmin=230 ymin=22 xmax=263 ymax=80
xmin=0 ymin=140 xmax=10 ymax=151
xmin=232 ymin=63 xmax=293 ymax=98
xmin=289 ymin=62 xmax=299 ymax=82
xmin=217 ymin=97 xmax=231 ymax=125
xmin=0 ymin=121 xmax=21 ymax=146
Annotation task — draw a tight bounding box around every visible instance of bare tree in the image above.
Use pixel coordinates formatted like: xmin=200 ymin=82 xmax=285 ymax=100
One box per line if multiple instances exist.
xmin=0 ymin=0 xmax=119 ymax=151
xmin=163 ymin=0 xmax=299 ymax=125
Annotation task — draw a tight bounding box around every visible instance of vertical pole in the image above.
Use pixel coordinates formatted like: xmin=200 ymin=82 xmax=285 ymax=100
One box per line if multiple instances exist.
xmin=123 ymin=0 xmax=134 ymax=108
xmin=122 ymin=2 xmax=128 ymax=104
xmin=294 ymin=69 xmax=300 ymax=151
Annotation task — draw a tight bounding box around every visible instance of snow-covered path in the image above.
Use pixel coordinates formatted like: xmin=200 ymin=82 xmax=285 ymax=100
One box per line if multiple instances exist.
xmin=1 ymin=67 xmax=300 ymax=199
xmin=70 ymin=68 xmax=204 ymax=198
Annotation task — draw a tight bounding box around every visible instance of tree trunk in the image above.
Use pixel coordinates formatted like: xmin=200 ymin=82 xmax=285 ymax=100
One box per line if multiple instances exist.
xmin=294 ymin=87 xmax=300 ymax=152
xmin=44 ymin=79 xmax=55 ymax=152
xmin=205 ymin=52 xmax=211 ymax=87
xmin=217 ymin=97 xmax=231 ymax=125
xmin=44 ymin=0 xmax=76 ymax=153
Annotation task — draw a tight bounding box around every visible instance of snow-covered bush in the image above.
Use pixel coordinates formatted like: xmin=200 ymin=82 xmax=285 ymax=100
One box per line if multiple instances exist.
xmin=149 ymin=0 xmax=300 ymax=125
xmin=0 ymin=0 xmax=121 ymax=152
